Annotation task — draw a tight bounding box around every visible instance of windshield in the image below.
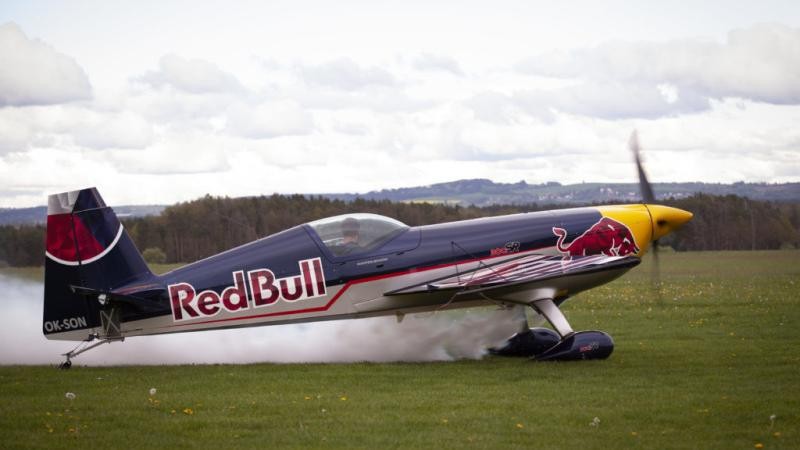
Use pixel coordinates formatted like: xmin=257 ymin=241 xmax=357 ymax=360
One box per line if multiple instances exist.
xmin=308 ymin=213 xmax=409 ymax=257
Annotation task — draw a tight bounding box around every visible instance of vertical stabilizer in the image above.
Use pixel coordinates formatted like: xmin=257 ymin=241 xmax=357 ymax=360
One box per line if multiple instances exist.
xmin=43 ymin=187 xmax=154 ymax=340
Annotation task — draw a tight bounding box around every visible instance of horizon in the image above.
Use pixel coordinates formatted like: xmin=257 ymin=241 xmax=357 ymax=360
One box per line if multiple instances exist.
xmin=3 ymin=178 xmax=798 ymax=209
xmin=1 ymin=1 xmax=799 ymax=208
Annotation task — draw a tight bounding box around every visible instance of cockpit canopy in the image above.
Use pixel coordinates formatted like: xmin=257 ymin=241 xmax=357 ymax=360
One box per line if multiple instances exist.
xmin=307 ymin=213 xmax=409 ymax=257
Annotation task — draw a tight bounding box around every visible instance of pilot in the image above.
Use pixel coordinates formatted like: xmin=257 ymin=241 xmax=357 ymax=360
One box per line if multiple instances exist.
xmin=339 ymin=217 xmax=361 ymax=254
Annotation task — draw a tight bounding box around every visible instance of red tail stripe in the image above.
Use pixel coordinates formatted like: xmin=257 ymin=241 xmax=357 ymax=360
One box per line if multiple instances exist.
xmin=46 ymin=214 xmax=105 ymax=262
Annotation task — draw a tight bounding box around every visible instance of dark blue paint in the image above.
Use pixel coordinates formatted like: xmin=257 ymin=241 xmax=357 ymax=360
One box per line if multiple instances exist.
xmin=73 ymin=188 xmax=106 ymax=212
xmin=535 ymin=330 xmax=615 ymax=361
xmin=489 ymin=327 xmax=561 ymax=357
xmin=44 ymin=188 xmax=606 ymax=330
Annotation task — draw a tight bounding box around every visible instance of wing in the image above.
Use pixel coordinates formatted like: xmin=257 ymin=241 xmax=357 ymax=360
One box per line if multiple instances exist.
xmin=385 ymin=253 xmax=640 ymax=296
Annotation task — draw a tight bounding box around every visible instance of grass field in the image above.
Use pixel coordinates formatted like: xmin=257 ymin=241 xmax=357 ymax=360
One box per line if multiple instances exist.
xmin=1 ymin=251 xmax=798 ymax=449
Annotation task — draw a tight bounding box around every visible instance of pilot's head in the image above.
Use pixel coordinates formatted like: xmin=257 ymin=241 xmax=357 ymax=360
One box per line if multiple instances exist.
xmin=342 ymin=217 xmax=360 ymax=243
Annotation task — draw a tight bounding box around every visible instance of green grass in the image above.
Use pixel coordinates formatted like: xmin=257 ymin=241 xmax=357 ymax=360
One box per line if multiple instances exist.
xmin=1 ymin=251 xmax=798 ymax=449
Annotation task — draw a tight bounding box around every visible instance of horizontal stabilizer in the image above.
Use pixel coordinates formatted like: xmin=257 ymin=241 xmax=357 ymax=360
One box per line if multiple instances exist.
xmin=69 ymin=285 xmax=164 ymax=313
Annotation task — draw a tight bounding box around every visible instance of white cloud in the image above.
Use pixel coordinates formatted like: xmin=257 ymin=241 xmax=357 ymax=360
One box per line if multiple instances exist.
xmin=463 ymin=91 xmax=526 ymax=124
xmin=0 ymin=109 xmax=32 ymax=153
xmin=299 ymin=87 xmax=437 ymax=113
xmin=0 ymin=105 xmax=154 ymax=154
xmin=225 ymin=100 xmax=313 ymax=139
xmin=513 ymin=82 xmax=710 ymax=120
xmin=1 ymin=15 xmax=799 ymax=207
xmin=412 ymin=53 xmax=464 ymax=76
xmin=137 ymin=53 xmax=244 ymax=94
xmin=301 ymin=88 xmax=437 ymax=113
xmin=465 ymin=82 xmax=710 ymax=123
xmin=128 ymin=87 xmax=235 ymax=126
xmin=109 ymin=132 xmax=231 ymax=174
xmin=516 ymin=23 xmax=800 ymax=106
xmin=298 ymin=58 xmax=397 ymax=91
xmin=0 ymin=23 xmax=91 ymax=107
xmin=73 ymin=111 xmax=154 ymax=149
xmin=0 ymin=106 xmax=82 ymax=155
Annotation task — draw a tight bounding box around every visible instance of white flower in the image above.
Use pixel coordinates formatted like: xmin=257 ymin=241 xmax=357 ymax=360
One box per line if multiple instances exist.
xmin=65 ymin=392 xmax=76 ymax=400
xmin=589 ymin=417 xmax=600 ymax=427
xmin=149 ymin=388 xmax=157 ymax=396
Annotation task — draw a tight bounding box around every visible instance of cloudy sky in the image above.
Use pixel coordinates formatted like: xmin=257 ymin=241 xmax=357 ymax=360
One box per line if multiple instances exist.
xmin=1 ymin=1 xmax=799 ymax=207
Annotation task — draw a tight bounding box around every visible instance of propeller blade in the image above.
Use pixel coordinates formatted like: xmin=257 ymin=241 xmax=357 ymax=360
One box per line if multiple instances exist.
xmin=630 ymin=130 xmax=656 ymax=204
xmin=630 ymin=130 xmax=663 ymax=301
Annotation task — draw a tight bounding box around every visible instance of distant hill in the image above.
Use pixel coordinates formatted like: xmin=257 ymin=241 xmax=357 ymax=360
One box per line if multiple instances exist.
xmin=2 ymin=180 xmax=798 ymax=225
xmin=322 ymin=179 xmax=800 ymax=207
xmin=0 ymin=205 xmax=166 ymax=226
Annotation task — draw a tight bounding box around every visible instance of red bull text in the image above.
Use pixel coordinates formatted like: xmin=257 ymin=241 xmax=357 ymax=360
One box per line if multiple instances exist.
xmin=169 ymin=258 xmax=327 ymax=321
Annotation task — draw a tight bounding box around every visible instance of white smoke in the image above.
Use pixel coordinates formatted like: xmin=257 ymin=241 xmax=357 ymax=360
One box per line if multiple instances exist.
xmin=0 ymin=274 xmax=520 ymax=366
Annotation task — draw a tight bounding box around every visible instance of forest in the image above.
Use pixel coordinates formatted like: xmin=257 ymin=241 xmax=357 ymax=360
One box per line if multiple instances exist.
xmin=1 ymin=193 xmax=798 ymax=267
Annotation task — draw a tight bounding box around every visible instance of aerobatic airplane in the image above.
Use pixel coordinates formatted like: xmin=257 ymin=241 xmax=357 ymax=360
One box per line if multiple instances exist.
xmin=44 ymin=135 xmax=692 ymax=367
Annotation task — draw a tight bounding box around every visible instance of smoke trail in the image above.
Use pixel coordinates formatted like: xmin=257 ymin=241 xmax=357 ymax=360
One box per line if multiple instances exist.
xmin=0 ymin=274 xmax=522 ymax=366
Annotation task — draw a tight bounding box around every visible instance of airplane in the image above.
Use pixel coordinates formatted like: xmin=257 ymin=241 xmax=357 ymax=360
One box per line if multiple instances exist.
xmin=44 ymin=134 xmax=692 ymax=368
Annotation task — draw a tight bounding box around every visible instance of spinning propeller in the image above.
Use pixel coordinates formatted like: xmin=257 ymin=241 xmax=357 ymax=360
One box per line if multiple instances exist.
xmin=630 ymin=131 xmax=693 ymax=298
xmin=629 ymin=130 xmax=662 ymax=297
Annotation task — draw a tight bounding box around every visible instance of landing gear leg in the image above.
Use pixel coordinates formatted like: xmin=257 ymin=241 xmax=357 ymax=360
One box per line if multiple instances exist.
xmin=530 ymin=298 xmax=573 ymax=336
xmin=58 ymin=337 xmax=123 ymax=370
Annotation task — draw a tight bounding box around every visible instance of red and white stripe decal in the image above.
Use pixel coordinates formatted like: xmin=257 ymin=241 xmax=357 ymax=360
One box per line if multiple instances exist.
xmin=430 ymin=254 xmax=620 ymax=290
xmin=45 ymin=224 xmax=124 ymax=266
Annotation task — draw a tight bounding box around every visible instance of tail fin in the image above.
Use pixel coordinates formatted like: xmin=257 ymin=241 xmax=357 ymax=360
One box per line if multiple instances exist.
xmin=43 ymin=187 xmax=154 ymax=340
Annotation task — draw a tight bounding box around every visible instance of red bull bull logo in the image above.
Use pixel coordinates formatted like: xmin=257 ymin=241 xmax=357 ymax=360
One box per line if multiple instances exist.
xmin=552 ymin=217 xmax=639 ymax=258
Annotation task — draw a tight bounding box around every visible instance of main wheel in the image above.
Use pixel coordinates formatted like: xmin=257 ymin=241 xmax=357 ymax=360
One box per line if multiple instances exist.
xmin=535 ymin=330 xmax=614 ymax=361
xmin=489 ymin=328 xmax=561 ymax=357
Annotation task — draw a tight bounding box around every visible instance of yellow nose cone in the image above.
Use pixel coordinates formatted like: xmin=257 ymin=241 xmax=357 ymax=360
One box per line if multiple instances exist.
xmin=646 ymin=205 xmax=693 ymax=240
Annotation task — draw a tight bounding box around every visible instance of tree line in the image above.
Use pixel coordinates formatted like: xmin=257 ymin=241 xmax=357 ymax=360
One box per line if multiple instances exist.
xmin=1 ymin=193 xmax=798 ymax=267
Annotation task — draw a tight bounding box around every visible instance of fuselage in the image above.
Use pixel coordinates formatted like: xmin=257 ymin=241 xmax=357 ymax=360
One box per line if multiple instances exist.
xmin=45 ymin=202 xmax=693 ymax=341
